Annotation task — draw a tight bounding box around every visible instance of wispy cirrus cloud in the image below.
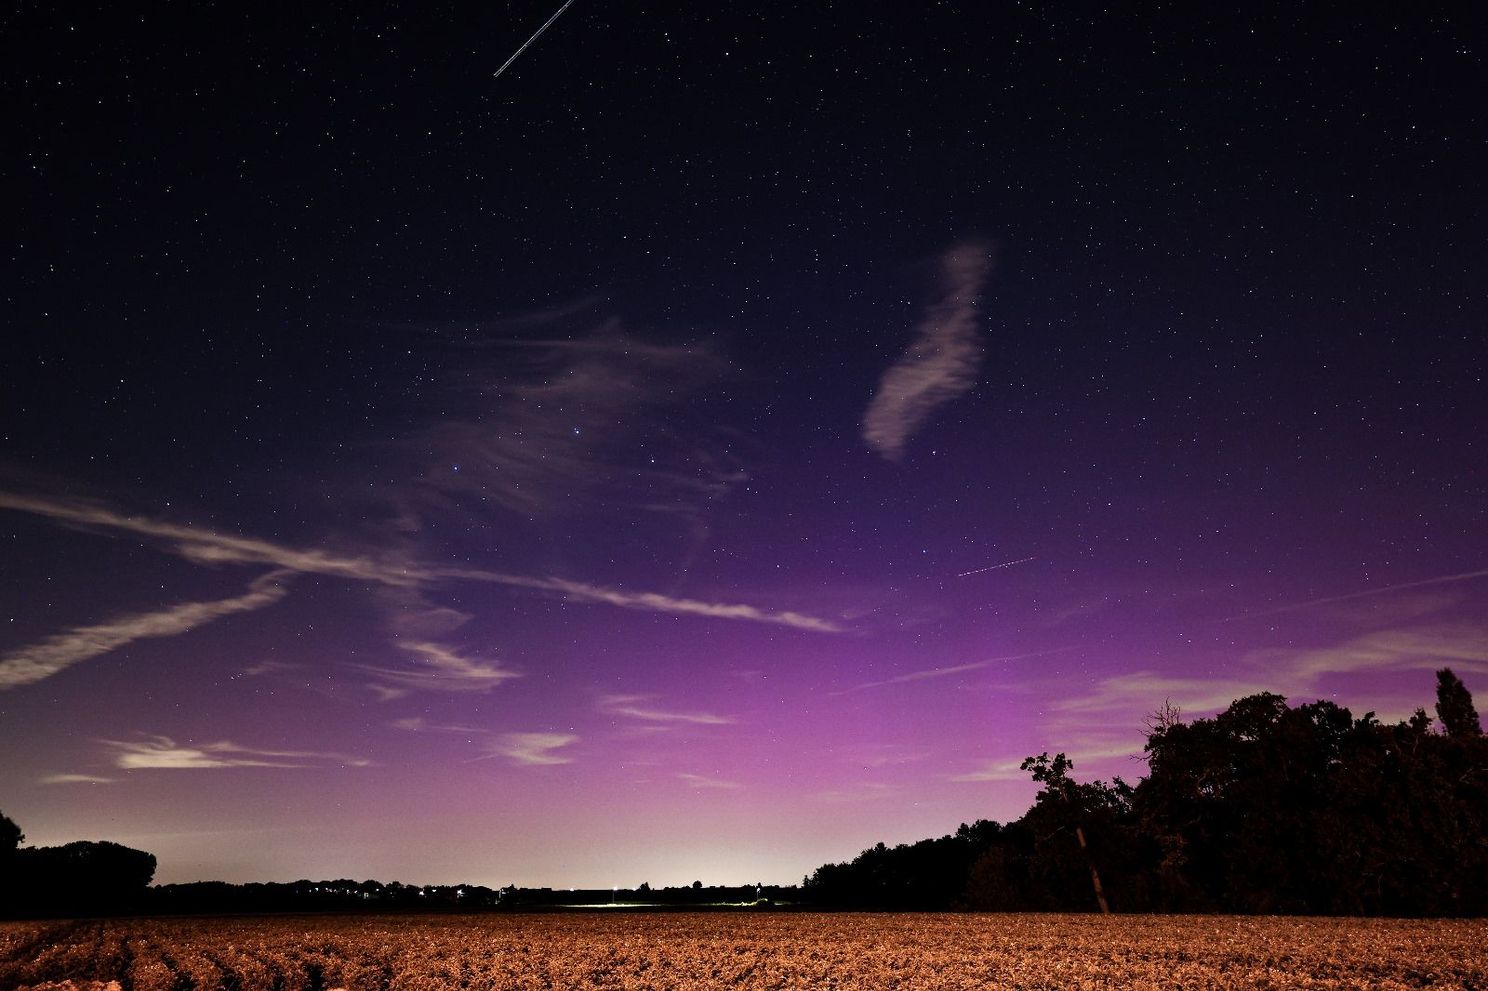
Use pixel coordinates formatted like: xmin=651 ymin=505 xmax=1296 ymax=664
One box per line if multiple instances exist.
xmin=947 ymin=756 xmax=1028 ymax=783
xmin=378 ymin=587 xmax=475 ymax=638
xmin=599 ymin=694 xmax=735 ymax=725
xmin=813 ymin=782 xmax=896 ymax=803
xmin=104 ymin=736 xmax=371 ymax=770
xmin=950 ymin=745 xmax=1140 ymax=783
xmin=947 ymin=597 xmax=1488 ymax=788
xmin=0 ymin=490 xmax=420 ymax=586
xmin=1053 ymin=624 xmax=1488 ymax=727
xmin=1255 ymin=624 xmax=1488 ymax=682
xmin=863 ymin=242 xmax=992 ymax=460
xmin=518 ymin=576 xmax=842 ymax=632
xmin=846 ymin=744 xmax=931 ymax=769
xmin=484 ymin=732 xmax=578 ymax=766
xmin=38 ymin=773 xmax=117 ymax=785
xmin=677 ymin=772 xmax=741 ymax=790
xmin=1050 ymin=671 xmax=1271 ymax=717
xmin=407 ymin=322 xmax=738 ymax=517
xmin=390 ymin=716 xmax=489 ymax=734
xmin=0 ymin=570 xmax=293 ymax=691
xmin=351 ymin=641 xmax=521 ymax=696
xmin=0 ymin=490 xmax=843 ymax=661
xmin=1012 ymin=622 xmax=1488 ymax=784
xmin=241 ymin=660 xmax=301 ymax=678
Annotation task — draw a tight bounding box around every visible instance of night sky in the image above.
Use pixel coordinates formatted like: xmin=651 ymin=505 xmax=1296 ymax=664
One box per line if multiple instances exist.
xmin=3 ymin=4 xmax=1486 ymax=888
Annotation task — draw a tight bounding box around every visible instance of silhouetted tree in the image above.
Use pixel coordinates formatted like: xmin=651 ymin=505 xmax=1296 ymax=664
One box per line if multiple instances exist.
xmin=1017 ymin=752 xmax=1151 ymax=912
xmin=0 ymin=811 xmax=22 ymax=916
xmin=0 ymin=811 xmax=21 ymax=853
xmin=1436 ymin=668 xmax=1482 ymax=738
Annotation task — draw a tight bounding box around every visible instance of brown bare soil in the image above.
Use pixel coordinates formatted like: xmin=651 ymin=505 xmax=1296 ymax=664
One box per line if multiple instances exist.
xmin=3 ymin=913 xmax=1485 ymax=990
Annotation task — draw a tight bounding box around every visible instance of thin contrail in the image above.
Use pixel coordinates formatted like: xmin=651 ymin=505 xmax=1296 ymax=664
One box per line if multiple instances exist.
xmin=493 ymin=0 xmax=579 ymax=81
xmin=1222 ymin=567 xmax=1488 ymax=622
xmin=957 ymin=556 xmax=1036 ymax=578
xmin=831 ymin=647 xmax=1075 ymax=695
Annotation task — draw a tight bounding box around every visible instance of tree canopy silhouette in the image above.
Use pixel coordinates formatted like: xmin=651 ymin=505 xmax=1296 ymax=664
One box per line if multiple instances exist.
xmin=1436 ymin=667 xmax=1483 ymax=738
xmin=805 ymin=673 xmax=1488 ymax=915
xmin=1 ymin=812 xmax=157 ymax=919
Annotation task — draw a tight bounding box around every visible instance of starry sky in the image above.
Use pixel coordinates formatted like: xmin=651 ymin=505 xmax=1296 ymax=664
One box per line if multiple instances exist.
xmin=2 ymin=4 xmax=1486 ymax=888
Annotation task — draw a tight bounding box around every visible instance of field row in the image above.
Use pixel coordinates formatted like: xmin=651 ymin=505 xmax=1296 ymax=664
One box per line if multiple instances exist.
xmin=3 ymin=913 xmax=1486 ymax=991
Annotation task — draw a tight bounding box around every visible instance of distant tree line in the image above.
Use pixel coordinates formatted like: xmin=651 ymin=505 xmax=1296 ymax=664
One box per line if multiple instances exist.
xmin=142 ymin=880 xmax=790 ymax=914
xmin=147 ymin=879 xmax=504 ymax=914
xmin=803 ymin=669 xmax=1488 ymax=916
xmin=0 ymin=809 xmax=793 ymax=917
xmin=502 ymin=881 xmax=789 ymax=908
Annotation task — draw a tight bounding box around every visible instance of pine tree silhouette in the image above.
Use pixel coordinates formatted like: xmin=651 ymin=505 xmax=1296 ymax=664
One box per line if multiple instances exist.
xmin=1435 ymin=668 xmax=1482 ymax=738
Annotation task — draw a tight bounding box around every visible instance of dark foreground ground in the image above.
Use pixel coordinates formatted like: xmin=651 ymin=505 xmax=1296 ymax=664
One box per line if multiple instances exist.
xmin=4 ymin=912 xmax=1486 ymax=990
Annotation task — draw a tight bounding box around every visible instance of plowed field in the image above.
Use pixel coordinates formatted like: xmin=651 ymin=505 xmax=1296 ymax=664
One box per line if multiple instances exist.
xmin=3 ymin=913 xmax=1485 ymax=991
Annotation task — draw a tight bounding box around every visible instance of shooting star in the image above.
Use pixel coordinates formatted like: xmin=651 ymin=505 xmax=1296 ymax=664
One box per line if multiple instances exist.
xmin=956 ymin=556 xmax=1036 ymax=578
xmin=493 ymin=0 xmax=579 ymax=81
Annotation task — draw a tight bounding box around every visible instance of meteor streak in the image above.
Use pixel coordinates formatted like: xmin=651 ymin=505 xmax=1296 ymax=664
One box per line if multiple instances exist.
xmin=956 ymin=556 xmax=1036 ymax=578
xmin=493 ymin=0 xmax=579 ymax=81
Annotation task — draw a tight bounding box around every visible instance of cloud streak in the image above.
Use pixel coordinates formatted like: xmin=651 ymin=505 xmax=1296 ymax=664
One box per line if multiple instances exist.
xmin=677 ymin=772 xmax=741 ymax=790
xmin=950 ymin=745 xmax=1141 ymax=783
xmin=1252 ymin=624 xmax=1488 ymax=683
xmin=599 ymin=694 xmax=735 ymax=725
xmin=813 ymin=782 xmax=896 ymax=803
xmin=390 ymin=716 xmax=489 ymax=734
xmin=1057 ymin=625 xmax=1488 ymax=722
xmin=513 ymin=576 xmax=843 ymax=632
xmin=485 ymin=732 xmax=578 ymax=766
xmin=0 ymin=570 xmax=293 ymax=691
xmin=351 ymin=641 xmax=522 ymax=695
xmin=104 ymin=736 xmax=371 ymax=770
xmin=0 ymin=490 xmax=421 ymax=586
xmin=863 ymin=242 xmax=992 ymax=460
xmin=1050 ymin=671 xmax=1273 ymax=718
xmin=957 ymin=624 xmax=1488 ymax=785
xmin=0 ymin=490 xmax=843 ymax=641
xmin=407 ymin=324 xmax=738 ymax=517
xmin=949 ymin=624 xmax=1488 ymax=788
